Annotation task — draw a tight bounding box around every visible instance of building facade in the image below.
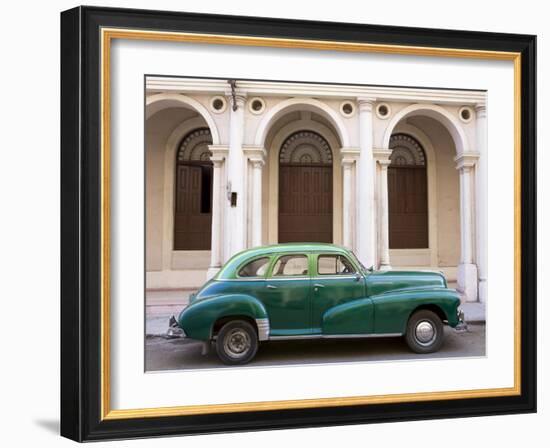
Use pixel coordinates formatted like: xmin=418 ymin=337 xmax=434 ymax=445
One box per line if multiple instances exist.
xmin=145 ymin=77 xmax=487 ymax=303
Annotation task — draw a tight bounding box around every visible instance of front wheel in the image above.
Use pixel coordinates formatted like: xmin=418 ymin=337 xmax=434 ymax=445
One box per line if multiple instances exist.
xmin=405 ymin=310 xmax=444 ymax=354
xmin=215 ymin=320 xmax=259 ymax=365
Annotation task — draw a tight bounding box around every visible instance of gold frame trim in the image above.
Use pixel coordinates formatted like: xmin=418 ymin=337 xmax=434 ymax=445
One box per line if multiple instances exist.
xmin=100 ymin=28 xmax=522 ymax=420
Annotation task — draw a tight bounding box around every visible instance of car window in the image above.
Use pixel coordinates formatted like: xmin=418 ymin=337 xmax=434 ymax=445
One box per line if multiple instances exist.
xmin=317 ymin=255 xmax=356 ymax=275
xmin=271 ymin=255 xmax=309 ymax=277
xmin=238 ymin=257 xmax=270 ymax=278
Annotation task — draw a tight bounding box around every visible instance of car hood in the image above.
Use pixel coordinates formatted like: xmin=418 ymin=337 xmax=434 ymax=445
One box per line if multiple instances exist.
xmin=366 ymin=270 xmax=447 ymax=296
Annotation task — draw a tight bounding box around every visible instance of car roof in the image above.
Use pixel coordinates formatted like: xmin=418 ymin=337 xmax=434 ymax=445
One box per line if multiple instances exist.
xmin=215 ymin=243 xmax=352 ymax=279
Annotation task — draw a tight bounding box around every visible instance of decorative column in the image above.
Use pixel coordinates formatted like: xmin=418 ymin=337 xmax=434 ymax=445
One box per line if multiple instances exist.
xmin=341 ymin=148 xmax=360 ymax=249
xmin=207 ymin=145 xmax=229 ymax=278
xmin=455 ymin=153 xmax=480 ymax=302
xmin=356 ymin=97 xmax=377 ymax=268
xmin=374 ymin=149 xmax=393 ymax=270
xmin=475 ymin=104 xmax=488 ymax=303
xmin=243 ymin=146 xmax=267 ymax=248
xmin=225 ymin=90 xmax=247 ymax=260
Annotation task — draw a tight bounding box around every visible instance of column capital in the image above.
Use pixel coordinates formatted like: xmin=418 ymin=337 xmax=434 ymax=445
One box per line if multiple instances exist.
xmin=454 ymin=152 xmax=480 ymax=171
xmin=373 ymin=147 xmax=392 ymax=166
xmin=357 ymin=96 xmax=377 ymax=112
xmin=251 ymin=160 xmax=264 ymax=169
xmin=340 ymin=147 xmax=360 ymax=166
xmin=475 ymin=103 xmax=487 ymax=118
xmin=341 ymin=158 xmax=356 ymax=168
xmin=208 ymin=144 xmax=229 ymax=164
xmin=243 ymin=145 xmax=267 ymax=165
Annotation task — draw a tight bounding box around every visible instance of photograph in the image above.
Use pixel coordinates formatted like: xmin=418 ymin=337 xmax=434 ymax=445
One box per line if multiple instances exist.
xmin=145 ymin=76 xmax=485 ymax=370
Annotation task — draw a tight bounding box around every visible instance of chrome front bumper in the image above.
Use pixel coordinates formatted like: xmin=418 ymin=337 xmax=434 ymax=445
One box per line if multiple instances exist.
xmin=165 ymin=315 xmax=186 ymax=339
xmin=454 ymin=308 xmax=468 ymax=333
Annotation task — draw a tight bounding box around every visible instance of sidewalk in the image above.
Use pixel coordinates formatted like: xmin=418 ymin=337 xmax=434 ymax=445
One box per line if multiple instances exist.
xmin=145 ymin=289 xmax=486 ymax=336
xmin=146 ymin=289 xmax=193 ymax=336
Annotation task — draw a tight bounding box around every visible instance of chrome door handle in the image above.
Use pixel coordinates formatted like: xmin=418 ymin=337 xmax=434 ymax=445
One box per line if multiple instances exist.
xmin=313 ymin=283 xmax=325 ymax=289
xmin=266 ymin=284 xmax=278 ymax=289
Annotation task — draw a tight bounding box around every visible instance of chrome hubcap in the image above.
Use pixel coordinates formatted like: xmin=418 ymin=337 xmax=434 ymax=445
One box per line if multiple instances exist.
xmin=415 ymin=320 xmax=436 ymax=346
xmin=224 ymin=329 xmax=251 ymax=358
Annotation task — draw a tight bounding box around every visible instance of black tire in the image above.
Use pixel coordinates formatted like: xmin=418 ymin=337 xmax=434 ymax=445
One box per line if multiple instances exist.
xmin=215 ymin=320 xmax=259 ymax=365
xmin=405 ymin=310 xmax=444 ymax=354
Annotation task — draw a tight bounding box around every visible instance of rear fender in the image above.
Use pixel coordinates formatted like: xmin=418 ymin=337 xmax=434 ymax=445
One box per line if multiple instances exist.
xmin=178 ymin=294 xmax=268 ymax=341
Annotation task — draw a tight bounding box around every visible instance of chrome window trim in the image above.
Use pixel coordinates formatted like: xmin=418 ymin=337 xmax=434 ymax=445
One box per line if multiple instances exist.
xmin=310 ymin=275 xmax=359 ymax=281
xmin=315 ymin=253 xmax=360 ymax=277
xmin=268 ymin=253 xmax=310 ymax=279
xmin=222 ymin=276 xmax=359 ymax=282
xmin=220 ymin=278 xmax=268 ymax=282
xmin=265 ymin=276 xmax=310 ymax=282
xmin=235 ymin=255 xmax=272 ymax=279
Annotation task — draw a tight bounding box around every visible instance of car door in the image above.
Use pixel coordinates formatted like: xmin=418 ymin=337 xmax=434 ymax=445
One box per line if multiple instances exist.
xmin=256 ymin=253 xmax=312 ymax=337
xmin=310 ymin=253 xmax=367 ymax=333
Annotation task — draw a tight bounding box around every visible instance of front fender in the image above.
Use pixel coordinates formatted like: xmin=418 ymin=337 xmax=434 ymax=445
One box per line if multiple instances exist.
xmin=178 ymin=294 xmax=268 ymax=341
xmin=371 ymin=288 xmax=461 ymax=334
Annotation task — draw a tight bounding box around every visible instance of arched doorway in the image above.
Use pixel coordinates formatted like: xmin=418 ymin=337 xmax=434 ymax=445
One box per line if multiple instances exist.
xmin=278 ymin=131 xmax=333 ymax=243
xmin=388 ymin=133 xmax=428 ymax=249
xmin=174 ymin=128 xmax=213 ymax=250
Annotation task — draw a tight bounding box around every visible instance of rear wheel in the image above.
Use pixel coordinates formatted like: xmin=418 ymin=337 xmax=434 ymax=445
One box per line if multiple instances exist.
xmin=405 ymin=310 xmax=444 ymax=354
xmin=215 ymin=320 xmax=258 ymax=365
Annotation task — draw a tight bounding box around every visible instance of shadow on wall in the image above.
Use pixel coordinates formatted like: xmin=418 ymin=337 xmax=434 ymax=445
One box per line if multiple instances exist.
xmin=33 ymin=419 xmax=59 ymax=435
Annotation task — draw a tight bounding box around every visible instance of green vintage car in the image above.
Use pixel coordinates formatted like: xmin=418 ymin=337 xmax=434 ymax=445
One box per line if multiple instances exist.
xmin=168 ymin=243 xmax=466 ymax=365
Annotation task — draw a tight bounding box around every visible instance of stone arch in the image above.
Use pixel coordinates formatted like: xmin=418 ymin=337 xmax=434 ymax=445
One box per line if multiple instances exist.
xmin=382 ymin=103 xmax=470 ymax=156
xmin=391 ymin=123 xmax=439 ymax=266
xmin=146 ymin=93 xmax=221 ymax=145
xmin=161 ymin=117 xmax=214 ymax=270
xmin=264 ymin=119 xmax=343 ymax=245
xmin=254 ymin=97 xmax=350 ymax=148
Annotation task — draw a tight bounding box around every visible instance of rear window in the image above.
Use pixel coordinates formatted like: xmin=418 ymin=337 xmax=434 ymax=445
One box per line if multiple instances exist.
xmin=238 ymin=257 xmax=270 ymax=278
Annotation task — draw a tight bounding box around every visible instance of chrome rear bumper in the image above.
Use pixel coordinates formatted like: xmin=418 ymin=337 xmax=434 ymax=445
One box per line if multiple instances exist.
xmin=165 ymin=315 xmax=186 ymax=339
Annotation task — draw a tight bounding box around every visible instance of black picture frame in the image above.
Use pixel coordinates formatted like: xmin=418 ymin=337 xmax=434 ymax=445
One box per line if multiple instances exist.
xmin=61 ymin=5 xmax=536 ymax=441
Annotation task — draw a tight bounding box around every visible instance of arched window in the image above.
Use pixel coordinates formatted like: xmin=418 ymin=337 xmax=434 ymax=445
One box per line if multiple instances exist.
xmin=278 ymin=131 xmax=333 ymax=243
xmin=388 ymin=133 xmax=428 ymax=249
xmin=174 ymin=128 xmax=213 ymax=250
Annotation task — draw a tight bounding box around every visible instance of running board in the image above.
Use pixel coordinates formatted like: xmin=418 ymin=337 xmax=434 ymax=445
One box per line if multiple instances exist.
xmin=269 ymin=333 xmax=402 ymax=341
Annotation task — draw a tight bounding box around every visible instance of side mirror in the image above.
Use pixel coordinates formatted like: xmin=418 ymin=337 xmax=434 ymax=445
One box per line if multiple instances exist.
xmin=367 ymin=265 xmax=374 ymax=273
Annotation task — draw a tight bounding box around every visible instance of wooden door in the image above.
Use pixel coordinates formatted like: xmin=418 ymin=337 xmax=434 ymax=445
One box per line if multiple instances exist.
xmin=174 ymin=164 xmax=212 ymax=250
xmin=388 ymin=166 xmax=428 ymax=248
xmin=279 ymin=165 xmax=333 ymax=243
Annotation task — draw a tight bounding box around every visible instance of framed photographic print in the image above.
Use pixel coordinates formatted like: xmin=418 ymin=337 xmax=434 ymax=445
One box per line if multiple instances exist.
xmin=60 ymin=6 xmax=537 ymax=441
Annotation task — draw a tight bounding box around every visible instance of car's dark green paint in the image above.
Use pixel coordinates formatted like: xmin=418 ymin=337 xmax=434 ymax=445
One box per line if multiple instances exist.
xmin=177 ymin=243 xmax=462 ymax=342
xmin=322 ymin=298 xmax=374 ymax=335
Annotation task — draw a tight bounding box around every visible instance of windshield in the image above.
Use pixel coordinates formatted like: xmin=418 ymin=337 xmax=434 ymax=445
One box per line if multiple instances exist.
xmin=350 ymin=251 xmax=369 ymax=273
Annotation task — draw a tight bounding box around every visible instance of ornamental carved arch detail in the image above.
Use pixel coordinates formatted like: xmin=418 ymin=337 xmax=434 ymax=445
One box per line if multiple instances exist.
xmin=279 ymin=131 xmax=333 ymax=165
